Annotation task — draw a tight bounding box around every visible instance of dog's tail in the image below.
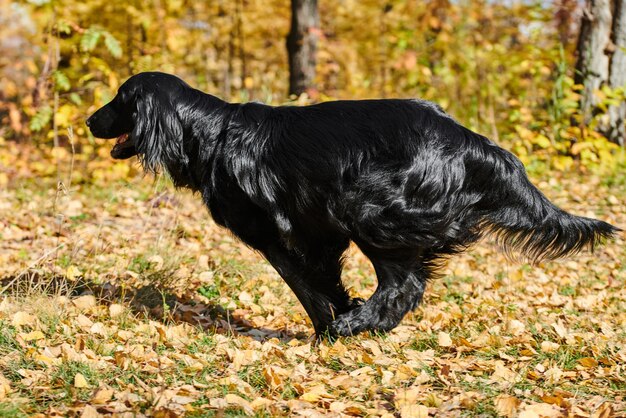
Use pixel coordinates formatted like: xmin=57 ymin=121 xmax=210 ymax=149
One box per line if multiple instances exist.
xmin=480 ymin=151 xmax=620 ymax=262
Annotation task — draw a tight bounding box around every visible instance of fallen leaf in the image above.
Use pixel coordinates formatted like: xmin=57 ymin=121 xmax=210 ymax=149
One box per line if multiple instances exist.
xmin=491 ymin=361 xmax=520 ymax=385
xmin=238 ymin=290 xmax=254 ymax=303
xmin=80 ymin=405 xmax=100 ymax=418
xmin=494 ymin=394 xmax=521 ymax=417
xmin=437 ymin=331 xmax=453 ymax=347
xmin=551 ymin=320 xmax=568 ymax=339
xmin=519 ymin=402 xmax=563 ymax=418
xmin=74 ymin=373 xmax=89 ymax=388
xmin=225 ymin=393 xmax=253 ymax=414
xmin=578 ymin=357 xmax=598 ymax=368
xmin=11 ymin=311 xmax=36 ymax=328
xmin=21 ymin=330 xmax=45 ymax=341
xmin=66 ymin=265 xmax=82 ymax=281
xmin=73 ymin=295 xmax=97 ymax=310
xmin=400 ymin=404 xmax=429 ymax=418
xmin=92 ymin=386 xmax=114 ymax=404
xmin=540 ymin=341 xmax=560 ymax=353
xmin=507 ymin=319 xmax=526 ymax=336
xmin=109 ymin=303 xmax=125 ymax=318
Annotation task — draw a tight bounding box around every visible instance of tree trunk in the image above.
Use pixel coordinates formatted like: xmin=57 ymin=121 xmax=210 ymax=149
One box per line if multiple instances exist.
xmin=608 ymin=0 xmax=626 ymax=146
xmin=286 ymin=0 xmax=319 ymax=97
xmin=575 ymin=0 xmax=626 ymax=145
xmin=575 ymin=0 xmax=612 ymax=124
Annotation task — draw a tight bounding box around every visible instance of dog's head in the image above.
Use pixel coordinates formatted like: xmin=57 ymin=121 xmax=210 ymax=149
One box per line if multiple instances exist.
xmin=87 ymin=72 xmax=189 ymax=173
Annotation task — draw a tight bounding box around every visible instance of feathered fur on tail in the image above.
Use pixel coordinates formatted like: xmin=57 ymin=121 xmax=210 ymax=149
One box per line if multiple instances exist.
xmin=488 ymin=205 xmax=619 ymax=262
xmin=481 ymin=153 xmax=620 ymax=262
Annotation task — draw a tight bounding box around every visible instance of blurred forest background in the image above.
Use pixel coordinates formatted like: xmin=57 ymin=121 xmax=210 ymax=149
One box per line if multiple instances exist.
xmin=0 ymin=0 xmax=625 ymax=174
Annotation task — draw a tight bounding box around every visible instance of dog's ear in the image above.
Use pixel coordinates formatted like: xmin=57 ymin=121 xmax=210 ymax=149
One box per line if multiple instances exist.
xmin=132 ymin=89 xmax=188 ymax=173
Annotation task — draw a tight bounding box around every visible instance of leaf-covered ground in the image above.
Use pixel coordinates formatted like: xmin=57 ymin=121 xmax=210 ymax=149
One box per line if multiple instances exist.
xmin=0 ymin=143 xmax=625 ymax=417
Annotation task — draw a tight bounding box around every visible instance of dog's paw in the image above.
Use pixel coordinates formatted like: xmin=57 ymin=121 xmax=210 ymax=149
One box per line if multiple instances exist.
xmin=328 ymin=306 xmax=368 ymax=337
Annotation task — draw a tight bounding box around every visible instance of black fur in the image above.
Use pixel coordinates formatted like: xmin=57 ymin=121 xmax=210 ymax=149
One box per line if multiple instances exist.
xmin=87 ymin=72 xmax=619 ymax=338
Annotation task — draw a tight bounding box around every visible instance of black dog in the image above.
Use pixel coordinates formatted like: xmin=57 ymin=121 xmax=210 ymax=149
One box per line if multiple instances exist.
xmin=87 ymin=72 xmax=618 ymax=338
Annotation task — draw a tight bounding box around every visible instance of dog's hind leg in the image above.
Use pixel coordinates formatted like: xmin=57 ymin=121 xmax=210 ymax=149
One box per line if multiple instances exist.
xmin=329 ymin=248 xmax=429 ymax=337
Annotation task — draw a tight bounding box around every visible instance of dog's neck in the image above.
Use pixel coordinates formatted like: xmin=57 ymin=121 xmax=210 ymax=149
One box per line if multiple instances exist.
xmin=169 ymin=90 xmax=235 ymax=191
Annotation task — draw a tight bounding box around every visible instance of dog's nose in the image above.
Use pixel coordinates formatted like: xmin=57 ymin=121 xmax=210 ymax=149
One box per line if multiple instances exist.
xmin=86 ymin=117 xmax=92 ymax=127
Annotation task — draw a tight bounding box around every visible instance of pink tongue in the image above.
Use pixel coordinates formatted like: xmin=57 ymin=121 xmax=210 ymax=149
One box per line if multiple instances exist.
xmin=116 ymin=133 xmax=129 ymax=144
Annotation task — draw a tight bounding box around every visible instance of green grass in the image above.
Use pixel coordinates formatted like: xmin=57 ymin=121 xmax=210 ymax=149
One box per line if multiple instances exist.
xmin=410 ymin=333 xmax=438 ymax=351
xmin=0 ymin=403 xmax=27 ymax=418
xmin=239 ymin=364 xmax=268 ymax=392
xmin=198 ymin=284 xmax=220 ymax=300
xmin=51 ymin=361 xmax=97 ymax=402
xmin=558 ymin=285 xmax=576 ymax=296
xmin=0 ymin=321 xmax=20 ymax=354
xmin=129 ymin=255 xmax=152 ymax=274
xmin=2 ymin=357 xmax=38 ymax=384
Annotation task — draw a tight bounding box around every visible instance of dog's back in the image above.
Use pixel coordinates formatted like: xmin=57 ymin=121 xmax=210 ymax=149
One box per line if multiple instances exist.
xmin=242 ymin=98 xmax=619 ymax=261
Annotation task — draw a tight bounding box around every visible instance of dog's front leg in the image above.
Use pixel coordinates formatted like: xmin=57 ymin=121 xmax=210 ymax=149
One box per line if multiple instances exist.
xmin=261 ymin=242 xmax=356 ymax=337
xmin=329 ymin=250 xmax=429 ymax=337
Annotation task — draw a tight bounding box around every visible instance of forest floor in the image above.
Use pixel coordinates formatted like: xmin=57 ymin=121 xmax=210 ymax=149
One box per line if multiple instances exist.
xmin=0 ymin=142 xmax=625 ymax=417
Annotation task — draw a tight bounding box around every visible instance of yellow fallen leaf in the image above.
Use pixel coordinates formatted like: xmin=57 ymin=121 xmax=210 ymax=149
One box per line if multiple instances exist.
xmin=224 ymin=393 xmax=253 ymax=414
xmin=395 ymin=387 xmax=421 ymax=409
xmin=578 ymin=357 xmax=598 ymax=368
xmin=494 ymin=395 xmax=521 ymax=417
xmin=519 ymin=402 xmax=562 ymax=418
xmin=491 ymin=361 xmax=520 ymax=384
xmin=80 ymin=405 xmax=99 ymax=418
xmin=545 ymin=366 xmax=563 ymax=384
xmin=92 ymin=386 xmax=114 ymax=404
xmin=76 ymin=314 xmax=94 ymax=330
xmin=300 ymin=385 xmax=331 ymax=403
xmin=507 ymin=319 xmax=526 ymax=336
xmin=394 ymin=364 xmax=416 ymax=382
xmin=594 ymin=403 xmax=614 ymax=418
xmin=21 ymin=330 xmax=45 ymax=341
xmin=209 ymin=398 xmax=228 ymax=409
xmin=540 ymin=341 xmax=560 ymax=353
xmin=74 ymin=373 xmax=89 ymax=388
xmin=540 ymin=394 xmax=566 ymax=407
xmin=344 ymin=405 xmax=367 ymax=416
xmin=65 ymin=265 xmax=82 ymax=281
xmin=551 ymin=320 xmax=568 ymax=339
xmin=300 ymin=391 xmax=321 ymax=403
xmin=11 ymin=311 xmax=36 ymax=328
xmin=574 ymin=294 xmax=598 ymax=310
xmin=0 ymin=377 xmax=11 ymax=400
xmin=263 ymin=365 xmax=287 ymax=390
xmin=89 ymin=322 xmax=107 ymax=336
xmin=250 ymin=397 xmax=273 ymax=411
xmin=73 ymin=295 xmax=97 ymax=310
xmin=437 ymin=331 xmax=453 ymax=347
xmin=34 ymin=354 xmax=55 ymax=365
xmin=400 ymin=404 xmax=429 ymax=418
xmin=238 ymin=290 xmax=254 ymax=303
xmin=109 ymin=303 xmax=125 ymax=318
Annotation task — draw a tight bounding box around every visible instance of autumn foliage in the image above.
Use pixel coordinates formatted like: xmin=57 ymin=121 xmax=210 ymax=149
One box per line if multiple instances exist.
xmin=0 ymin=1 xmax=625 ymax=417
xmin=0 ymin=0 xmax=624 ymax=172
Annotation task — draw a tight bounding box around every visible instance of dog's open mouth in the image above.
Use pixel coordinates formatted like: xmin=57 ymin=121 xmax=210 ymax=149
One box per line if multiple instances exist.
xmin=111 ymin=133 xmax=137 ymax=159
